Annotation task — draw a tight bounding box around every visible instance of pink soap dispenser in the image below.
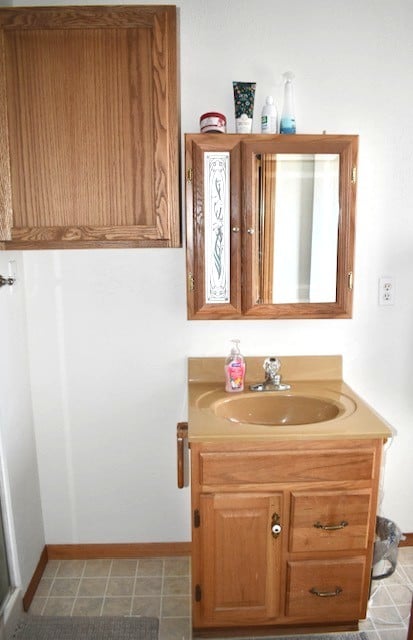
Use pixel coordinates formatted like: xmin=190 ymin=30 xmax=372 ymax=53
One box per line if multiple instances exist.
xmin=225 ymin=339 xmax=246 ymax=393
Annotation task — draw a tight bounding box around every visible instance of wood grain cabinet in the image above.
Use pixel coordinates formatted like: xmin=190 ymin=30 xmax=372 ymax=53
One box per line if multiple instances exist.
xmin=185 ymin=133 xmax=358 ymax=319
xmin=190 ymin=438 xmax=383 ymax=636
xmin=0 ymin=6 xmax=180 ymax=249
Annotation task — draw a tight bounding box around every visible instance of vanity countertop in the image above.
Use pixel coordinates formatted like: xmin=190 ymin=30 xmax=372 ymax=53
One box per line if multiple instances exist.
xmin=188 ymin=356 xmax=394 ymax=443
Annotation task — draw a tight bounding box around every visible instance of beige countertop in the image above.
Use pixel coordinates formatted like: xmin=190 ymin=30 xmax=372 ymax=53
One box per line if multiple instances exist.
xmin=188 ymin=356 xmax=394 ymax=443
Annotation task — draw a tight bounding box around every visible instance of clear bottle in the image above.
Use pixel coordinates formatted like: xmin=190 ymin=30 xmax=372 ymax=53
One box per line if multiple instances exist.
xmin=224 ymin=339 xmax=246 ymax=393
xmin=280 ymin=71 xmax=296 ymax=134
xmin=261 ymin=96 xmax=278 ymax=134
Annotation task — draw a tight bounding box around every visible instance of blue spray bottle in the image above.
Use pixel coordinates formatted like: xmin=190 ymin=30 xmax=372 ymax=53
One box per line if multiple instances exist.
xmin=280 ymin=71 xmax=296 ymax=134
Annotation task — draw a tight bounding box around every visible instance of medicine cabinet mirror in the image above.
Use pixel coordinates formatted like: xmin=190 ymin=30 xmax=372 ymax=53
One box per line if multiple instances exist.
xmin=185 ymin=134 xmax=358 ymax=319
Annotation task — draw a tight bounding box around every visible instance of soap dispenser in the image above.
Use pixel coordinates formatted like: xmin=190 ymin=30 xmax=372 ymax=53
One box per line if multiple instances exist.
xmin=280 ymin=71 xmax=296 ymax=134
xmin=225 ymin=339 xmax=246 ymax=393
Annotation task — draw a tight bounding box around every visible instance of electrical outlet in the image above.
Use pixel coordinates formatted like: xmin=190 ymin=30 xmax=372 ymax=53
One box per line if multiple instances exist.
xmin=379 ymin=277 xmax=394 ymax=305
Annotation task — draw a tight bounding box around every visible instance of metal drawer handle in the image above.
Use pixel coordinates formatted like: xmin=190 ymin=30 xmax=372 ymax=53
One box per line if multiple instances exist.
xmin=310 ymin=586 xmax=343 ymax=598
xmin=314 ymin=520 xmax=348 ymax=531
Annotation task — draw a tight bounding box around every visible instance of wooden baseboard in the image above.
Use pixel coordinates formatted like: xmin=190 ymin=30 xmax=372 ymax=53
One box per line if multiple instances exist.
xmin=400 ymin=532 xmax=413 ymax=547
xmin=46 ymin=541 xmax=191 ymax=560
xmin=22 ymin=545 xmax=48 ymax=612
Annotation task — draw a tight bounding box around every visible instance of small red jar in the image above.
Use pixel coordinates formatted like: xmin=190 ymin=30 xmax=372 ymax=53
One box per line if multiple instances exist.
xmin=200 ymin=112 xmax=227 ymax=133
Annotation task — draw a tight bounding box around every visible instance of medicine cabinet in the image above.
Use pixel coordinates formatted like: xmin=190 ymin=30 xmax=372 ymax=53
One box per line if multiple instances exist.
xmin=185 ymin=134 xmax=358 ymax=319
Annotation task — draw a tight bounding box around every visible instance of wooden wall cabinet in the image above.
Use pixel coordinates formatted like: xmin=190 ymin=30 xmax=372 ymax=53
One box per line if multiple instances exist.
xmin=190 ymin=438 xmax=383 ymax=636
xmin=185 ymin=133 xmax=358 ymax=319
xmin=0 ymin=6 xmax=180 ymax=249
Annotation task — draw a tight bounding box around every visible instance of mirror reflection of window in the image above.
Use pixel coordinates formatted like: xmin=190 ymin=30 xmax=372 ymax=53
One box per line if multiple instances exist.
xmin=257 ymin=153 xmax=340 ymax=305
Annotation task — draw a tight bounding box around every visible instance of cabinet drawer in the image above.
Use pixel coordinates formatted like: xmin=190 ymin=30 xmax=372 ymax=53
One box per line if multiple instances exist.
xmin=289 ymin=491 xmax=372 ymax=552
xmin=286 ymin=558 xmax=365 ymax=620
xmin=199 ymin=449 xmax=375 ymax=485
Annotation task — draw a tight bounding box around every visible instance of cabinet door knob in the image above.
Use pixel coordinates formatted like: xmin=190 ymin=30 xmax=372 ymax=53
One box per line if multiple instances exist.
xmin=271 ymin=512 xmax=282 ymax=538
xmin=232 ymin=226 xmax=240 ymax=233
xmin=247 ymin=227 xmax=255 ymax=235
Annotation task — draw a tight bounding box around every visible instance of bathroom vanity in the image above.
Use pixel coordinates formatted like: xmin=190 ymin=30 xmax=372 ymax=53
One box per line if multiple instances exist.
xmin=186 ymin=356 xmax=393 ymax=637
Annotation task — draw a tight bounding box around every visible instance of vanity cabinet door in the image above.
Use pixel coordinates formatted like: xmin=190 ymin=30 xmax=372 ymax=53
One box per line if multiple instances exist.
xmin=194 ymin=492 xmax=283 ymax=626
xmin=185 ymin=134 xmax=243 ymax=318
xmin=0 ymin=6 xmax=179 ymax=249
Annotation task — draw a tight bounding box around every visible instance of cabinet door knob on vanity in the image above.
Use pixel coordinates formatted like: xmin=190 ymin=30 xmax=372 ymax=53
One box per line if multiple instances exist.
xmin=271 ymin=512 xmax=282 ymax=538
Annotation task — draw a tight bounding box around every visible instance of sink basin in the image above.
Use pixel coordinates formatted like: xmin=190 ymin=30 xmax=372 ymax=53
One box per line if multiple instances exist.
xmin=212 ymin=393 xmax=344 ymax=426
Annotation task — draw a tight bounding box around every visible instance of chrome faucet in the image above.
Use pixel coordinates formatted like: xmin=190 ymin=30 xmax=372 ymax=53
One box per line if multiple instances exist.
xmin=250 ymin=357 xmax=291 ymax=392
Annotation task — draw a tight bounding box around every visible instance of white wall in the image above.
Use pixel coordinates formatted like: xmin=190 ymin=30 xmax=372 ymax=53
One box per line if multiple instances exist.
xmin=0 ymin=253 xmax=45 ymax=591
xmin=15 ymin=0 xmax=413 ymax=540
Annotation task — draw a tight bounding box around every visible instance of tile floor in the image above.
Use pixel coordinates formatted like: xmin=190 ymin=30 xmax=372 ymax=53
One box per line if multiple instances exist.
xmin=28 ymin=548 xmax=413 ymax=640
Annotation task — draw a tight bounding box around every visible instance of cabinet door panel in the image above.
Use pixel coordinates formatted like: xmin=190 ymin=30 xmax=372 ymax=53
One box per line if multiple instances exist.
xmin=185 ymin=135 xmax=243 ymax=318
xmin=286 ymin=557 xmax=366 ymax=621
xmin=290 ymin=490 xmax=372 ymax=552
xmin=0 ymin=6 xmax=179 ymax=249
xmin=198 ymin=492 xmax=283 ymax=625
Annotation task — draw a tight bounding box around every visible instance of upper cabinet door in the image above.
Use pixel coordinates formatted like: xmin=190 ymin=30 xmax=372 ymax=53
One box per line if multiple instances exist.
xmin=0 ymin=6 xmax=180 ymax=249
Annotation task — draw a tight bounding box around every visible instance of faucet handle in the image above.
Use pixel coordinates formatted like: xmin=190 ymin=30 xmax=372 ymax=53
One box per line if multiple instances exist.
xmin=264 ymin=357 xmax=281 ymax=377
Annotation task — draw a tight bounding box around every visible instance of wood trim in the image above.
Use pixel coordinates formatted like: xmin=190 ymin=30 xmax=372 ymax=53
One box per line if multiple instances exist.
xmin=22 ymin=545 xmax=48 ymax=612
xmin=400 ymin=532 xmax=413 ymax=547
xmin=46 ymin=541 xmax=191 ymax=560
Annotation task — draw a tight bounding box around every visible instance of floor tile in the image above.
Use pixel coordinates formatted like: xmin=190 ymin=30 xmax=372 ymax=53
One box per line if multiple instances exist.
xmin=137 ymin=558 xmax=163 ymax=576
xmin=110 ymin=559 xmax=137 ymax=576
xmin=159 ymin=617 xmax=191 ymax=640
xmin=101 ymin=596 xmax=132 ymax=616
xmin=163 ymin=576 xmax=190 ymax=596
xmin=42 ymin=597 xmax=75 ymax=616
xmin=78 ymin=577 xmax=107 ymax=597
xmin=131 ymin=595 xmax=161 ymax=617
xmin=56 ymin=560 xmax=85 ymax=578
xmin=72 ymin=597 xmax=104 ymax=616
xmin=84 ymin=559 xmax=112 ymax=577
xmin=162 ymin=595 xmax=191 ymax=617
xmin=134 ymin=576 xmax=162 ymax=596
xmin=106 ymin=576 xmax=135 ymax=596
xmin=49 ymin=577 xmax=80 ymax=597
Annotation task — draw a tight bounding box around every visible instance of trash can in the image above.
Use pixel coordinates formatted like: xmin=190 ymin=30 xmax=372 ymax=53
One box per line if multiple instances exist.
xmin=372 ymin=516 xmax=404 ymax=580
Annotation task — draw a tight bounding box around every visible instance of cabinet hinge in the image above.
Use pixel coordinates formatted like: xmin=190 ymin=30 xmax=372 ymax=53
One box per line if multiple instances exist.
xmin=188 ymin=272 xmax=195 ymax=292
xmin=351 ymin=166 xmax=357 ymax=184
xmin=195 ymin=584 xmax=202 ymax=602
xmin=348 ymin=271 xmax=353 ymax=291
xmin=187 ymin=168 xmax=193 ymax=183
xmin=193 ymin=509 xmax=200 ymax=528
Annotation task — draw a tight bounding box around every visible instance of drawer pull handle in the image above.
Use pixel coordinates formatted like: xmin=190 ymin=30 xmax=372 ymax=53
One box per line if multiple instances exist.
xmin=314 ymin=520 xmax=348 ymax=531
xmin=310 ymin=586 xmax=343 ymax=598
xmin=271 ymin=512 xmax=282 ymax=538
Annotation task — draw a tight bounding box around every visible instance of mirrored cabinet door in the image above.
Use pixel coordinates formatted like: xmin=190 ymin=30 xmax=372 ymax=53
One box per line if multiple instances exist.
xmin=185 ymin=134 xmax=358 ymax=320
xmin=242 ymin=135 xmax=358 ymax=318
